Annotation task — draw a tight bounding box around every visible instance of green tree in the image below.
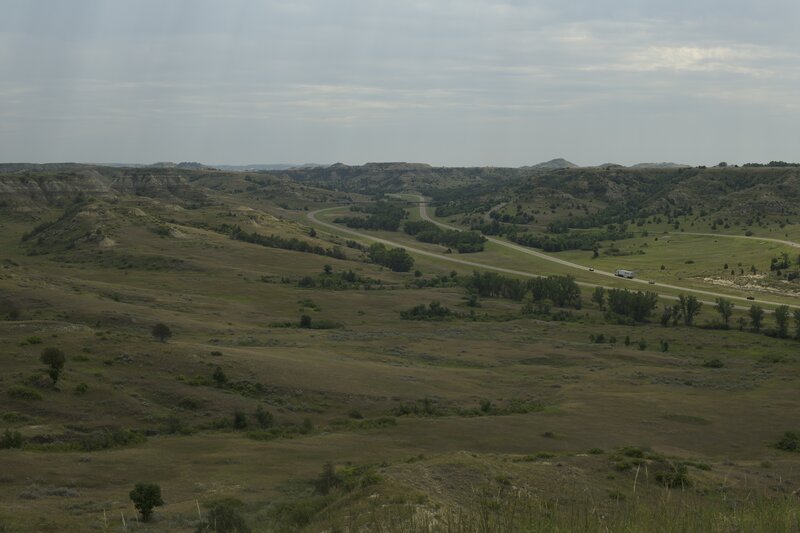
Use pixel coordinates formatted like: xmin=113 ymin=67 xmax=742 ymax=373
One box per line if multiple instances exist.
xmin=233 ymin=410 xmax=247 ymax=429
xmin=794 ymin=309 xmax=800 ymax=339
xmin=748 ymin=305 xmax=765 ymax=332
xmin=213 ymin=366 xmax=227 ymax=388
xmin=591 ymin=287 xmax=605 ymax=309
xmin=129 ymin=483 xmax=164 ymax=522
xmin=0 ymin=429 xmax=23 ymax=449
xmin=196 ymin=502 xmax=251 ymax=533
xmin=151 ymin=323 xmax=172 ymax=342
xmin=255 ymin=405 xmax=274 ymax=428
xmin=40 ymin=347 xmax=66 ymax=385
xmin=774 ymin=305 xmax=790 ymax=338
xmin=714 ymin=298 xmax=734 ymax=329
xmin=299 ymin=314 xmax=312 ymax=328
xmin=314 ymin=462 xmax=341 ymax=495
xmin=679 ymin=295 xmax=702 ymax=326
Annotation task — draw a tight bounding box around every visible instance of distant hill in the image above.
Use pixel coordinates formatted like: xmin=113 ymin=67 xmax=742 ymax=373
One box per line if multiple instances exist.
xmin=523 ymin=158 xmax=579 ymax=171
xmin=215 ymin=163 xmax=326 ymax=172
xmin=631 ymin=162 xmax=691 ymax=169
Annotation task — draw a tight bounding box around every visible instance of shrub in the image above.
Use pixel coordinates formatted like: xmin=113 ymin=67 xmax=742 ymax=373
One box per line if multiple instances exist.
xmin=78 ymin=428 xmax=146 ymax=451
xmin=151 ymin=323 xmax=172 ymax=342
xmin=196 ymin=501 xmax=251 ymax=533
xmin=314 ymin=462 xmax=342 ymax=495
xmin=0 ymin=429 xmax=23 ymax=449
xmin=130 ymin=483 xmax=164 ymax=522
xmin=74 ymin=383 xmax=88 ymax=395
xmin=40 ymin=347 xmax=66 ymax=385
xmin=233 ymin=411 xmax=248 ymax=430
xmin=703 ymin=358 xmax=724 ymax=368
xmin=7 ymin=386 xmax=42 ymax=401
xmin=775 ymin=431 xmax=800 ymax=452
xmin=177 ymin=397 xmax=201 ymax=410
xmin=400 ymin=301 xmax=452 ymax=320
xmin=255 ymin=405 xmax=274 ymax=428
xmin=655 ymin=462 xmax=691 ymax=488
xmin=213 ymin=366 xmax=228 ymax=387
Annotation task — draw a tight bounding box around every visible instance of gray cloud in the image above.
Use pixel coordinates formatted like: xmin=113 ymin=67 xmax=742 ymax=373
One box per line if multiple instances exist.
xmin=1 ymin=0 xmax=798 ymax=165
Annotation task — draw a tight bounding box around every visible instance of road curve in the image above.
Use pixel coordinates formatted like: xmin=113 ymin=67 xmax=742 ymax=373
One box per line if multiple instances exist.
xmin=670 ymin=231 xmax=800 ymax=249
xmin=307 ymin=203 xmax=798 ymax=311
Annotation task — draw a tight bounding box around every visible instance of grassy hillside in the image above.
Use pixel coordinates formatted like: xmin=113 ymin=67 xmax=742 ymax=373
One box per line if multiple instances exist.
xmin=1 ymin=166 xmax=799 ymax=531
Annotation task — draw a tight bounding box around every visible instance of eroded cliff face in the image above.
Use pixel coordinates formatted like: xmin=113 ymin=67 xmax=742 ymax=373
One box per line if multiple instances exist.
xmin=0 ymin=170 xmax=114 ymax=206
xmin=0 ymin=165 xmax=208 ymax=208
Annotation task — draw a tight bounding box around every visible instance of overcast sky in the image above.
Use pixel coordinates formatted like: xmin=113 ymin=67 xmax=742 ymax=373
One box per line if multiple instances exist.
xmin=1 ymin=0 xmax=799 ymax=166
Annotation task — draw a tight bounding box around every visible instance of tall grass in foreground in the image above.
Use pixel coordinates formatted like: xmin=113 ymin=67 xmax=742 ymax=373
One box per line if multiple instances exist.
xmin=311 ymin=489 xmax=800 ymax=533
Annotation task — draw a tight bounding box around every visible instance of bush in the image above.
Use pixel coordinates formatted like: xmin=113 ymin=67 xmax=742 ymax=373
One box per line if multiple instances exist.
xmin=0 ymin=429 xmax=23 ymax=449
xmin=74 ymin=383 xmax=89 ymax=395
xmin=7 ymin=386 xmax=42 ymax=401
xmin=702 ymin=358 xmax=724 ymax=368
xmin=233 ymin=411 xmax=248 ymax=430
xmin=40 ymin=347 xmax=66 ymax=385
xmin=655 ymin=462 xmax=691 ymax=488
xmin=196 ymin=501 xmax=251 ymax=533
xmin=255 ymin=405 xmax=274 ymax=428
xmin=151 ymin=323 xmax=172 ymax=342
xmin=400 ymin=301 xmax=452 ymax=320
xmin=775 ymin=431 xmax=800 ymax=452
xmin=78 ymin=428 xmax=146 ymax=451
xmin=314 ymin=462 xmax=341 ymax=495
xmin=130 ymin=483 xmax=164 ymax=522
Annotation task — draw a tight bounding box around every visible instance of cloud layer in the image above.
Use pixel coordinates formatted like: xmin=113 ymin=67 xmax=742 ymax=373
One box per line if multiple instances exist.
xmin=1 ymin=0 xmax=798 ymax=165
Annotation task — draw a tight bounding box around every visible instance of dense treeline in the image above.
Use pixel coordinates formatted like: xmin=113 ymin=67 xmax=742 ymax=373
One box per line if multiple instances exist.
xmin=220 ymin=224 xmax=346 ymax=259
xmin=297 ymin=269 xmax=381 ymax=290
xmin=367 ymin=243 xmax=414 ymax=272
xmin=509 ymin=226 xmax=632 ymax=252
xmin=606 ymin=289 xmax=659 ymax=322
xmin=400 ymin=301 xmax=453 ymax=320
xmin=334 ymin=201 xmax=407 ymax=231
xmin=404 ymin=220 xmax=486 ymax=253
xmin=467 ymin=219 xmax=631 ymax=252
xmin=463 ymin=272 xmax=582 ymax=308
xmin=742 ymin=161 xmax=800 ymax=167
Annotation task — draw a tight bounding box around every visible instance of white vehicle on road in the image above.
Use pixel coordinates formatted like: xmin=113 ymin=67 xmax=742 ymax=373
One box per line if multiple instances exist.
xmin=615 ymin=269 xmax=635 ymax=279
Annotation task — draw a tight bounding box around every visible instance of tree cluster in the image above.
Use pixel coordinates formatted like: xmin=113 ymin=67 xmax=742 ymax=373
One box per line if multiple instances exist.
xmin=222 ymin=224 xmax=346 ymax=260
xmin=367 ymin=243 xmax=414 ymax=272
xmin=404 ymin=220 xmax=486 ymax=253
xmin=334 ymin=201 xmax=407 ymax=231
xmin=463 ymin=272 xmax=581 ymax=308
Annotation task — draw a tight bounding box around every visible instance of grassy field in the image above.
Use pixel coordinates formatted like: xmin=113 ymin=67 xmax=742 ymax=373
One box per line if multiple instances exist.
xmin=1 ymin=188 xmax=800 ymax=531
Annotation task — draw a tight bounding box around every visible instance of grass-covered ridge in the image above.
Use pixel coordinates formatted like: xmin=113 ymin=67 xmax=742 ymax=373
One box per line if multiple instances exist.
xmin=1 ymin=163 xmax=800 ymax=531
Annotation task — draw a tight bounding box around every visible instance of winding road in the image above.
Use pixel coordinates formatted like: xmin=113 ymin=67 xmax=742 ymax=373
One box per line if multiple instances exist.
xmin=307 ymin=198 xmax=799 ymax=311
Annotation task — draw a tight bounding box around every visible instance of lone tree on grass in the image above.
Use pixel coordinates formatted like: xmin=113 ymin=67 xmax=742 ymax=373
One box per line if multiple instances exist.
xmin=151 ymin=323 xmax=172 ymax=343
xmin=679 ymin=295 xmax=702 ymax=326
xmin=714 ymin=298 xmax=734 ymax=329
xmin=129 ymin=483 xmax=163 ymax=522
xmin=40 ymin=347 xmax=66 ymax=385
xmin=774 ymin=305 xmax=790 ymax=338
xmin=591 ymin=287 xmax=605 ymax=310
xmin=794 ymin=309 xmax=800 ymax=339
xmin=749 ymin=305 xmax=765 ymax=332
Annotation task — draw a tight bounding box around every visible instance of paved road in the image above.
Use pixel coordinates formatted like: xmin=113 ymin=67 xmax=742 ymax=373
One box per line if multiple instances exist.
xmin=671 ymin=231 xmax=800 ymax=249
xmin=308 ymin=202 xmax=798 ymax=311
